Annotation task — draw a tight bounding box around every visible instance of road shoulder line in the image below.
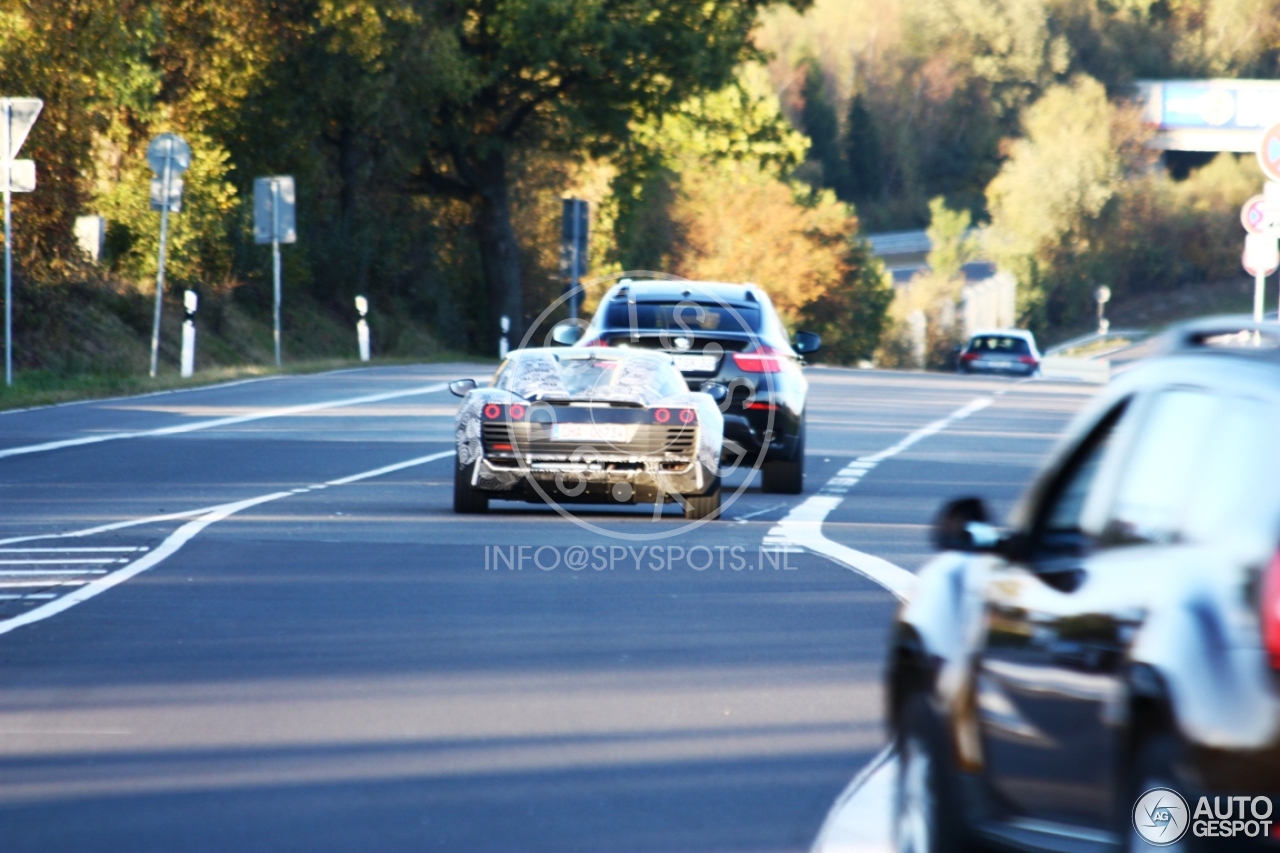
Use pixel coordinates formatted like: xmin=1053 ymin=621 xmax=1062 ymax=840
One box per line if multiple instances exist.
xmin=0 ymin=382 xmax=450 ymax=462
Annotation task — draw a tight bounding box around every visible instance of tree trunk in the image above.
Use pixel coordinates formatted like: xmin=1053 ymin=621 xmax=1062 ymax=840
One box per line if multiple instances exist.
xmin=472 ymin=152 xmax=523 ymax=352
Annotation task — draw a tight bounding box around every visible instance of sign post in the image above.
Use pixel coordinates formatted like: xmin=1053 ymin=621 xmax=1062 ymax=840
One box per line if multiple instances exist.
xmin=1 ymin=97 xmax=42 ymax=387
xmin=559 ymin=198 xmax=589 ymax=322
xmin=145 ymin=133 xmax=191 ymax=378
xmin=1244 ymin=233 xmax=1280 ymax=322
xmin=254 ymin=176 xmax=296 ymax=367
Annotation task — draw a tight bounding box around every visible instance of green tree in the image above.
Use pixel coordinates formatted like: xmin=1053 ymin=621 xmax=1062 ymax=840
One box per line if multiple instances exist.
xmin=799 ymin=59 xmax=849 ymax=196
xmin=924 ymin=196 xmax=977 ymax=280
xmin=797 ymin=237 xmax=893 ymax=363
xmin=404 ymin=0 xmax=809 ymax=345
xmin=844 ymin=92 xmax=883 ymax=201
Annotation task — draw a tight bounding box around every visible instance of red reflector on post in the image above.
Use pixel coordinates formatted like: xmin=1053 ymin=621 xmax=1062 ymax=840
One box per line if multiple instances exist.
xmin=1263 ymin=550 xmax=1280 ymax=670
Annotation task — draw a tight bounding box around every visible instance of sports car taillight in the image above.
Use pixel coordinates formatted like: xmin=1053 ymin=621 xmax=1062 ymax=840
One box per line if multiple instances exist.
xmin=732 ymin=346 xmax=785 ymax=373
xmin=583 ymin=337 xmax=609 ymax=347
xmin=1262 ymin=550 xmax=1280 ymax=669
xmin=653 ymin=408 xmax=695 ymax=424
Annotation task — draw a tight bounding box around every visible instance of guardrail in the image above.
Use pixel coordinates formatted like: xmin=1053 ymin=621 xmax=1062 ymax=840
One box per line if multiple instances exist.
xmin=1040 ymin=356 xmax=1111 ymax=384
xmin=1043 ymin=328 xmax=1145 ymax=357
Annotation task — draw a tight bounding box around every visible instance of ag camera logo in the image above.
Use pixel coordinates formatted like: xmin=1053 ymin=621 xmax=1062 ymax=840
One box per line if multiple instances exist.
xmin=1133 ymin=787 xmax=1189 ymax=846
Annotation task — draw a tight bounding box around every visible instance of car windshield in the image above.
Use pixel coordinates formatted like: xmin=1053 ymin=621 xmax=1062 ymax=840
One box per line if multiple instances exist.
xmin=602 ymin=301 xmax=761 ymax=334
xmin=496 ymin=352 xmax=686 ymax=400
xmin=968 ymin=335 xmax=1030 ymax=355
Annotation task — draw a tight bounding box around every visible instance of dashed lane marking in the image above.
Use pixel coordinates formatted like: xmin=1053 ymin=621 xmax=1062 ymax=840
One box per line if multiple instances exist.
xmin=765 ymin=395 xmax=994 ymax=600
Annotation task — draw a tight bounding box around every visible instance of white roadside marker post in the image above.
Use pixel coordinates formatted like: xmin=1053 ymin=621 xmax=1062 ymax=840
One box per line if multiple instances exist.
xmin=180 ymin=290 xmax=197 ymax=378
xmin=499 ymin=314 xmax=510 ymax=359
xmin=355 ymin=295 xmax=370 ymax=362
xmin=1 ymin=97 xmax=42 ymax=388
xmin=145 ymin=133 xmax=191 ymax=378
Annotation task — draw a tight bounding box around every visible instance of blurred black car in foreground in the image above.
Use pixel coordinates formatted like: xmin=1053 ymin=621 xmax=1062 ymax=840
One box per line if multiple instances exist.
xmin=889 ymin=317 xmax=1280 ymax=852
xmin=554 ymin=279 xmax=819 ymax=494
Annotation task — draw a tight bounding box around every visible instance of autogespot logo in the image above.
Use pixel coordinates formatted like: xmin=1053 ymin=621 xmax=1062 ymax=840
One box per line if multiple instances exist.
xmin=1133 ymin=787 xmax=1189 ymax=846
xmin=507 ymin=271 xmax=777 ymax=541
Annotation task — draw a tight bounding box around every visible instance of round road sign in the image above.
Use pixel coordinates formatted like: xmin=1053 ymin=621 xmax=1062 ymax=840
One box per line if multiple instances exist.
xmin=146 ymin=133 xmax=192 ymax=176
xmin=1259 ymin=123 xmax=1280 ymax=182
xmin=1242 ymin=195 xmax=1270 ymax=235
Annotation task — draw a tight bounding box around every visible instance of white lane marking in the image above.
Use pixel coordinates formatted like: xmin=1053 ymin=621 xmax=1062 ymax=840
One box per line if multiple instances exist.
xmin=0 ymin=559 xmax=122 ymax=565
xmin=0 ymin=580 xmax=91 ymax=588
xmin=810 ymin=749 xmax=896 ymax=853
xmin=0 ymin=449 xmax=456 ymax=637
xmin=0 ymin=570 xmax=108 ymax=576
xmin=0 ymin=547 xmax=143 ymax=553
xmin=0 ymin=382 xmax=450 ymax=462
xmin=732 ymin=503 xmax=788 ymax=524
xmin=806 ymin=381 xmax=1038 ymax=853
xmin=765 ymin=395 xmax=993 ymax=601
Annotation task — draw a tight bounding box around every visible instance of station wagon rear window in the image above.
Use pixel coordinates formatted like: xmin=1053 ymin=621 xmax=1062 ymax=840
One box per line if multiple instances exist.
xmin=967 ymin=335 xmax=1030 ymax=354
xmin=603 ymin=302 xmax=761 ymax=333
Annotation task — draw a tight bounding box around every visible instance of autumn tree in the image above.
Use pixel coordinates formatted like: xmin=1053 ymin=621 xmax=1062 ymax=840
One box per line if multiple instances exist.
xmin=405 ymin=0 xmax=809 ymax=344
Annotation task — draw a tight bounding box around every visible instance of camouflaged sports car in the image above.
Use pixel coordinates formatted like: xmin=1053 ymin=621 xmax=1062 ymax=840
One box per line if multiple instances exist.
xmin=449 ymin=348 xmax=725 ymax=519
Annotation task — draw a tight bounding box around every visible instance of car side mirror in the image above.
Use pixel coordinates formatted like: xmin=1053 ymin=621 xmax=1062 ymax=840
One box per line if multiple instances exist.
xmin=700 ymin=382 xmax=729 ymax=403
xmin=794 ymin=331 xmax=821 ymax=355
xmin=551 ymin=323 xmax=584 ymax=346
xmin=449 ymin=378 xmax=478 ymax=397
xmin=933 ymin=497 xmax=1002 ymax=552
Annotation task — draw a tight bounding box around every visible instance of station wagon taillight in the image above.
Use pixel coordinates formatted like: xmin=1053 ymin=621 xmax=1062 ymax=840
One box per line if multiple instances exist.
xmin=1263 ymin=550 xmax=1280 ymax=670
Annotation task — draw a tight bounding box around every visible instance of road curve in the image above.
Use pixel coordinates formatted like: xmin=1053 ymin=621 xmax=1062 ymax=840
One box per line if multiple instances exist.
xmin=0 ymin=363 xmax=1095 ymax=852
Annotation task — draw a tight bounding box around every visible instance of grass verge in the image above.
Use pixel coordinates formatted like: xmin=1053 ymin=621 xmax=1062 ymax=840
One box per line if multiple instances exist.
xmin=0 ymin=351 xmax=485 ymax=413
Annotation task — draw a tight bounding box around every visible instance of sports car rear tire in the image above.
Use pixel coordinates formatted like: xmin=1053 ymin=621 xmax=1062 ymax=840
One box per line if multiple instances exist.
xmin=683 ymin=487 xmax=721 ymax=520
xmin=453 ymin=460 xmax=489 ymax=514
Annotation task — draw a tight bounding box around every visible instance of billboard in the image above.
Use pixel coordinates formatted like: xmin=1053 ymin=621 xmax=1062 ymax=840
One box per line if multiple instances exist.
xmin=1136 ymin=79 xmax=1280 ymax=152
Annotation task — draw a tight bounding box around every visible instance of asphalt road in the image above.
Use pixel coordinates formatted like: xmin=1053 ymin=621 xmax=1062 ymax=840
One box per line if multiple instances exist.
xmin=0 ymin=364 xmax=1096 ymax=852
